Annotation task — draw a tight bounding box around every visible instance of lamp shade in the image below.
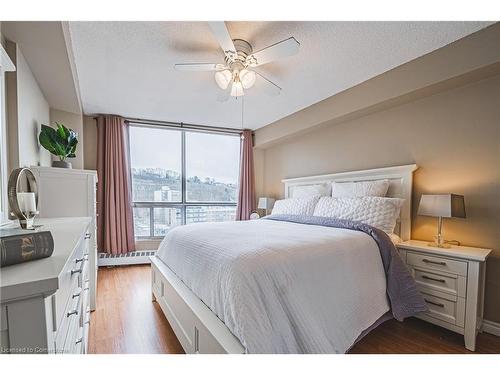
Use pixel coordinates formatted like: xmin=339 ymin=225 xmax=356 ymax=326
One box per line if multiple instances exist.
xmin=417 ymin=194 xmax=466 ymax=218
xmin=258 ymin=197 xmax=275 ymax=210
xmin=214 ymin=70 xmax=232 ymax=90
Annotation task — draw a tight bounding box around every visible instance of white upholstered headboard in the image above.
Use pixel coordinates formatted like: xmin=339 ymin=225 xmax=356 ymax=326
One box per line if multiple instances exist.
xmin=282 ymin=164 xmax=418 ymax=241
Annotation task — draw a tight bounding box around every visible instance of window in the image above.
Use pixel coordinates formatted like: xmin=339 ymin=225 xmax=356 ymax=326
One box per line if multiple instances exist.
xmin=129 ymin=124 xmax=240 ymax=238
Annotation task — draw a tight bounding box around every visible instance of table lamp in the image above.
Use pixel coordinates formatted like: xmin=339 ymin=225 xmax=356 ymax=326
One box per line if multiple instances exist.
xmin=417 ymin=194 xmax=466 ymax=248
xmin=257 ymin=197 xmax=275 ymax=216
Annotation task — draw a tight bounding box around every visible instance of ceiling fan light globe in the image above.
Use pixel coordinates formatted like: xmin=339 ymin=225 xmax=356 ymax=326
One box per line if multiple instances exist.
xmin=214 ymin=70 xmax=232 ymax=90
xmin=230 ymin=81 xmax=244 ymax=97
xmin=240 ymin=69 xmax=256 ymax=89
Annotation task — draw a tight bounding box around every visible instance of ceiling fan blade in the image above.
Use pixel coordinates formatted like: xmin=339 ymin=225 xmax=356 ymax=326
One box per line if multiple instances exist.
xmin=174 ymin=63 xmax=226 ymax=72
xmin=254 ymin=71 xmax=282 ymax=96
xmin=208 ymin=21 xmax=237 ymax=62
xmin=246 ymin=37 xmax=300 ymax=67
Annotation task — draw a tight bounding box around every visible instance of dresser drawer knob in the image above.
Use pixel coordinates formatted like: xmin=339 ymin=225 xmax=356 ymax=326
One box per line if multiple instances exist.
xmin=422 ymin=275 xmax=446 ymax=283
xmin=422 ymin=259 xmax=446 ymax=266
xmin=67 ymin=309 xmax=79 ymax=317
xmin=72 ymin=292 xmax=81 ymax=299
xmin=424 ymin=299 xmax=445 ymax=308
xmin=75 ymin=337 xmax=83 ymax=344
xmin=84 ymin=233 xmax=91 ymax=239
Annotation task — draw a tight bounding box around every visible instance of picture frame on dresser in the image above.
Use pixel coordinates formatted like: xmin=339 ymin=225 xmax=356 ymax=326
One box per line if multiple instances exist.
xmin=396 ymin=240 xmax=491 ymax=351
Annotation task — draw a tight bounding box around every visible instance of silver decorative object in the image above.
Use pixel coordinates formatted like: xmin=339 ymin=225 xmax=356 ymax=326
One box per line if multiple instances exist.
xmin=7 ymin=168 xmax=39 ymax=229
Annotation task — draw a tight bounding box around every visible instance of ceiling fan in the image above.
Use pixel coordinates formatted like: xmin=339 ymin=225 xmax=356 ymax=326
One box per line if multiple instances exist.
xmin=174 ymin=22 xmax=300 ymax=102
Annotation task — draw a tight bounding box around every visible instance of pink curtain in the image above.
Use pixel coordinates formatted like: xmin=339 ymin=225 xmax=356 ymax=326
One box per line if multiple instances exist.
xmin=96 ymin=115 xmax=135 ymax=254
xmin=236 ymin=129 xmax=256 ymax=220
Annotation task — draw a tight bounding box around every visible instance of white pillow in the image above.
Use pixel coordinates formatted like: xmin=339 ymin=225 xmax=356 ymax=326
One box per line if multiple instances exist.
xmin=292 ymin=183 xmax=331 ymax=198
xmin=331 ymin=179 xmax=390 ymax=198
xmin=313 ymin=196 xmax=404 ymax=234
xmin=272 ymin=196 xmax=320 ymax=216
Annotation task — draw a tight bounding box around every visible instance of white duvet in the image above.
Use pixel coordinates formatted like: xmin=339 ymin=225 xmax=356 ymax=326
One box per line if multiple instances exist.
xmin=156 ymin=219 xmax=390 ymax=353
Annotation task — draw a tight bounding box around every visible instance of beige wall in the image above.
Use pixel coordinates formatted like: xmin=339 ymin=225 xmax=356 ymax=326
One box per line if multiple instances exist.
xmin=6 ymin=41 xmax=50 ymax=171
xmin=83 ymin=115 xmax=97 ymax=170
xmin=255 ymin=75 xmax=500 ymax=322
xmin=49 ymin=108 xmax=84 ymax=169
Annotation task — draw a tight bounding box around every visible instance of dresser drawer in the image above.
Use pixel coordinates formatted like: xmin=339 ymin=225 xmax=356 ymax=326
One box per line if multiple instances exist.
xmin=412 ymin=267 xmax=466 ymax=298
xmin=420 ymin=292 xmax=465 ymax=327
xmin=53 ymin=231 xmax=89 ymax=331
xmin=407 ymin=252 xmax=467 ymax=276
xmin=55 ymin=283 xmax=82 ymax=353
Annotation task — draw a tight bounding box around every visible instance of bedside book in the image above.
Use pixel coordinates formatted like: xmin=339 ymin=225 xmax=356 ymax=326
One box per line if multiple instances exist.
xmin=396 ymin=239 xmax=491 ymax=351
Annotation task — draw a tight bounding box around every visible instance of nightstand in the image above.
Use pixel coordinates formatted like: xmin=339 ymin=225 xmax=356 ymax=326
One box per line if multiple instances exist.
xmin=396 ymin=240 xmax=491 ymax=351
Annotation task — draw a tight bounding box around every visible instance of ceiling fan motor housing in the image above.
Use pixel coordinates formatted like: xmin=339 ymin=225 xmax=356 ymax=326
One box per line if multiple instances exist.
xmin=225 ymin=39 xmax=253 ymax=68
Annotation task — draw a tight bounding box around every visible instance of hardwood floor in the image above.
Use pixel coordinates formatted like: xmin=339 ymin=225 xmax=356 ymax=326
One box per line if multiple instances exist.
xmin=89 ymin=265 xmax=184 ymax=354
xmin=89 ymin=265 xmax=500 ymax=354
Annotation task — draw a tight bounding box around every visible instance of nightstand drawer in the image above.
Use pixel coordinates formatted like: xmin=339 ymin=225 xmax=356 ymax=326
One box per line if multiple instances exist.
xmin=407 ymin=252 xmax=467 ymax=276
xmin=420 ymin=292 xmax=465 ymax=327
xmin=413 ymin=268 xmax=466 ymax=298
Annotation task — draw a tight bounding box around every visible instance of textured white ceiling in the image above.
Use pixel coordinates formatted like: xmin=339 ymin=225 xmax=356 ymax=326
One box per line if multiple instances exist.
xmin=68 ymin=21 xmax=492 ymax=129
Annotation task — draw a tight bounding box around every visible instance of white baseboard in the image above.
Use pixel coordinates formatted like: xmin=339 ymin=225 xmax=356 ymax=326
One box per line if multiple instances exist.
xmin=482 ymin=319 xmax=500 ymax=337
xmin=98 ymin=250 xmax=156 ymax=266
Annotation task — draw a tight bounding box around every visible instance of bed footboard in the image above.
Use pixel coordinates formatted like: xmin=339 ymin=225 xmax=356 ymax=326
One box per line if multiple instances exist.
xmin=150 ymin=256 xmax=245 ymax=354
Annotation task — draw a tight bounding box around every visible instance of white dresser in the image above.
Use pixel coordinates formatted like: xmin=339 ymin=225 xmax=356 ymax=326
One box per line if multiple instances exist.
xmin=30 ymin=167 xmax=97 ymax=311
xmin=1 ymin=217 xmax=94 ymax=354
xmin=397 ymin=240 xmax=491 ymax=351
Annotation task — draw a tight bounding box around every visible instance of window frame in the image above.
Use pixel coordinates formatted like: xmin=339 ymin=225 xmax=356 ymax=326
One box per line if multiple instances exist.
xmin=129 ymin=123 xmax=240 ymax=239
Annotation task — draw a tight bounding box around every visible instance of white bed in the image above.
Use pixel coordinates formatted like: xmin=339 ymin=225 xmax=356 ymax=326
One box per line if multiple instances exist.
xmin=150 ymin=164 xmax=418 ymax=354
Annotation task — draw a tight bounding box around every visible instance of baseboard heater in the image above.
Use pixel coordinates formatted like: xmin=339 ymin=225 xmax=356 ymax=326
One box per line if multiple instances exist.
xmin=98 ymin=251 xmax=156 ymax=266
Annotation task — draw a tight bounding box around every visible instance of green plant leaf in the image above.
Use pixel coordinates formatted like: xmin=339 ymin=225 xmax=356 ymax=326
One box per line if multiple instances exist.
xmin=39 ymin=123 xmax=78 ymax=159
xmin=39 ymin=125 xmax=61 ymax=156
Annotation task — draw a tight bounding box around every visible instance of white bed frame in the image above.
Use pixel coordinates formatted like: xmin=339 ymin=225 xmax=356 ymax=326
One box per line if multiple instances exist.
xmin=150 ymin=164 xmax=418 ymax=353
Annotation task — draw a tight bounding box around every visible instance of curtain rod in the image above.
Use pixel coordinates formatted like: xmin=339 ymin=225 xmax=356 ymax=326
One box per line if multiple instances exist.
xmin=114 ymin=116 xmax=246 ymax=135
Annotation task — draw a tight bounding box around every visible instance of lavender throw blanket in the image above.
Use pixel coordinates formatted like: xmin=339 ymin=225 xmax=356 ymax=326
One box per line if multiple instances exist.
xmin=265 ymin=214 xmax=427 ymax=321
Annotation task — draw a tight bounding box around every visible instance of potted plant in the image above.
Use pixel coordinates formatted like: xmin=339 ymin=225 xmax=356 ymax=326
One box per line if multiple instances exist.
xmin=39 ymin=123 xmax=78 ymax=168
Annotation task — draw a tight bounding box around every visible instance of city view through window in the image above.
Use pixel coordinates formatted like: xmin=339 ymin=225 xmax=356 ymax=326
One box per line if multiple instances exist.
xmin=129 ymin=126 xmax=240 ymax=237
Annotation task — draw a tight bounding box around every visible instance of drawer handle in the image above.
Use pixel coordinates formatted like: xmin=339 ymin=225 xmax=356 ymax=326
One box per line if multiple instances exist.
xmin=85 ymin=233 xmax=91 ymax=239
xmin=67 ymin=309 xmax=79 ymax=317
xmin=424 ymin=299 xmax=445 ymax=308
xmin=72 ymin=291 xmax=81 ymax=299
xmin=75 ymin=337 xmax=83 ymax=344
xmin=422 ymin=259 xmax=446 ymax=266
xmin=71 ymin=268 xmax=82 ymax=275
xmin=75 ymin=257 xmax=85 ymax=263
xmin=422 ymin=275 xmax=446 ymax=283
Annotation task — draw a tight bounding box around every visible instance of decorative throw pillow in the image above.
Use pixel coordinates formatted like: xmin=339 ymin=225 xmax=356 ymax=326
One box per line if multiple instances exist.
xmin=331 ymin=179 xmax=390 ymax=198
xmin=272 ymin=196 xmax=320 ymax=216
xmin=313 ymin=196 xmax=404 ymax=234
xmin=292 ymin=183 xmax=331 ymax=198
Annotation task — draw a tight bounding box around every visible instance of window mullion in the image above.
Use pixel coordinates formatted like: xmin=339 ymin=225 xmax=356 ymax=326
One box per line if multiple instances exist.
xmin=149 ymin=207 xmax=154 ymax=237
xmin=181 ymin=130 xmax=187 ymax=225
